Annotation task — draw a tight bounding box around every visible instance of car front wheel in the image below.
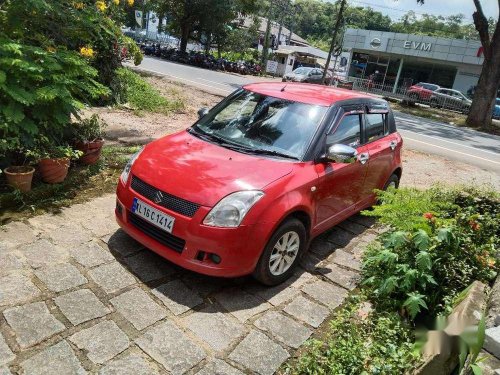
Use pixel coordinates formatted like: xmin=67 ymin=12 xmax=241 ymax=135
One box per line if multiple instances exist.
xmin=253 ymin=218 xmax=306 ymax=286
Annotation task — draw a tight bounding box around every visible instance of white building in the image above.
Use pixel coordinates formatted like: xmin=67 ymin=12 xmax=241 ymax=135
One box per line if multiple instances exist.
xmin=342 ymin=28 xmax=484 ymax=94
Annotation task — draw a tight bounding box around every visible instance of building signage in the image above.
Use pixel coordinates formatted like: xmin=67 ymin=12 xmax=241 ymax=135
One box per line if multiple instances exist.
xmin=403 ymin=41 xmax=432 ymax=51
xmin=266 ymin=60 xmax=278 ymax=74
xmin=370 ymin=38 xmax=382 ymax=49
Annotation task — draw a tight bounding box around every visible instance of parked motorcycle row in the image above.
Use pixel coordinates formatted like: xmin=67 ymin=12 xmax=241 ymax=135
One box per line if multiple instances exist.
xmin=139 ymin=41 xmax=262 ymax=76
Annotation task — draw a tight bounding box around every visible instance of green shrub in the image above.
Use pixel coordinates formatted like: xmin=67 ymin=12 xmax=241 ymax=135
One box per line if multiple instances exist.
xmin=289 ymin=295 xmax=419 ymax=375
xmin=0 ymin=38 xmax=109 ymax=159
xmin=362 ymin=187 xmax=499 ymax=318
xmin=114 ymin=68 xmax=183 ymax=114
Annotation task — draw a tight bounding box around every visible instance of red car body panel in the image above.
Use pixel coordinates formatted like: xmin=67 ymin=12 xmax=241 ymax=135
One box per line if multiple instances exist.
xmin=408 ymin=84 xmax=435 ymax=100
xmin=115 ymin=83 xmax=403 ymax=278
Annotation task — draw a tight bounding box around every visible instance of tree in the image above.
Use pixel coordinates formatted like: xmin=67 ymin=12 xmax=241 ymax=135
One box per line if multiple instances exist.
xmin=416 ymin=0 xmax=499 ymax=130
xmin=466 ymin=0 xmax=500 ymax=129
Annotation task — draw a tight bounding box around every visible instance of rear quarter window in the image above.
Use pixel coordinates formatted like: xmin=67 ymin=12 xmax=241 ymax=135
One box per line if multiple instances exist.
xmin=365 ymin=113 xmax=387 ymax=142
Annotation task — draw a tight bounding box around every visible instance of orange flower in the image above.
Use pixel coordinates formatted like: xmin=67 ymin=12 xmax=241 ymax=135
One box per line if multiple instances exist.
xmin=469 ymin=220 xmax=480 ymax=231
xmin=423 ymin=212 xmax=435 ymax=221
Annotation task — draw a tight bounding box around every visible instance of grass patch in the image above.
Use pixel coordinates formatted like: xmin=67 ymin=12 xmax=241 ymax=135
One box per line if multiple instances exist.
xmin=283 ymin=294 xmax=419 ymax=375
xmin=0 ymin=144 xmax=141 ymax=223
xmin=115 ymin=68 xmax=185 ymax=115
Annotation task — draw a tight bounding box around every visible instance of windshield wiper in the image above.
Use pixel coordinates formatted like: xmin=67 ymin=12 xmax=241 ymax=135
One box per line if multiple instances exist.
xmin=247 ymin=149 xmax=300 ymax=160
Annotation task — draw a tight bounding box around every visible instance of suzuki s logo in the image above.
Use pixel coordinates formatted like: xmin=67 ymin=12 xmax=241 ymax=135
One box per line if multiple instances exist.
xmin=153 ymin=191 xmax=163 ymax=204
xmin=370 ymin=38 xmax=381 ymax=49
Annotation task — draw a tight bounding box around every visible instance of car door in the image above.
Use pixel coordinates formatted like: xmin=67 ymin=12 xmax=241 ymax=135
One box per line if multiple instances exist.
xmin=313 ymin=108 xmax=370 ymax=232
xmin=359 ymin=108 xmax=399 ymax=207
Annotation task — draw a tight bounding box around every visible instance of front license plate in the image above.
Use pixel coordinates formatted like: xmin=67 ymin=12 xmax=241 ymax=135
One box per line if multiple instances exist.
xmin=131 ymin=198 xmax=175 ymax=233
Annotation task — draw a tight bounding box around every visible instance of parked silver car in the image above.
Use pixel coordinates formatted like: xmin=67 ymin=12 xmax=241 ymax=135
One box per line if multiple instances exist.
xmin=282 ymin=67 xmax=332 ymax=85
xmin=429 ymin=88 xmax=472 ymax=114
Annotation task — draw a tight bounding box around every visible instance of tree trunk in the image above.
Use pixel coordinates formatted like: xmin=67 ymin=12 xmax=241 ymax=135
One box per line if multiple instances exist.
xmin=180 ymin=24 xmax=190 ymax=53
xmin=466 ymin=0 xmax=500 ymax=130
xmin=466 ymin=53 xmax=500 ymax=129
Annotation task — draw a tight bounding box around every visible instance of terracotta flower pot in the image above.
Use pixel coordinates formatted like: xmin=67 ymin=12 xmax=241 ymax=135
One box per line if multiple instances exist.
xmin=4 ymin=166 xmax=35 ymax=192
xmin=75 ymin=139 xmax=104 ymax=165
xmin=38 ymin=158 xmax=70 ymax=184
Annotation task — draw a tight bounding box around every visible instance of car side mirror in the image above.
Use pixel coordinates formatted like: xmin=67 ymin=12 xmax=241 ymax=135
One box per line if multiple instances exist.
xmin=324 ymin=144 xmax=358 ymax=163
xmin=197 ymin=107 xmax=209 ymax=118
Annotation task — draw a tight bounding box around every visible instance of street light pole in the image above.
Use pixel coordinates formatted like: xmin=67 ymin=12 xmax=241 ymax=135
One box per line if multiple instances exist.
xmin=322 ymin=0 xmax=347 ymax=84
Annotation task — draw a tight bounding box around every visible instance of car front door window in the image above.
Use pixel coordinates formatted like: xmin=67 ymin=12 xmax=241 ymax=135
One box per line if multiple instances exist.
xmin=327 ymin=114 xmax=361 ymax=148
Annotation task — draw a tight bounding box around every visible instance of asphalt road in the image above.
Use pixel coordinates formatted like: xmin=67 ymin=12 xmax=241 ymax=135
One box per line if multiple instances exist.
xmin=134 ymin=56 xmax=500 ymax=173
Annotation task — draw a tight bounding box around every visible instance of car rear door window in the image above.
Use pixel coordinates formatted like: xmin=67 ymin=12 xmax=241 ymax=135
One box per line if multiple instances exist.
xmin=327 ymin=115 xmax=361 ymax=148
xmin=364 ymin=113 xmax=387 ymax=142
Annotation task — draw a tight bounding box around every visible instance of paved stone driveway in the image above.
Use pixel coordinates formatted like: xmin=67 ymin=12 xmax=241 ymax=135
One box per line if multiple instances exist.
xmin=0 ymin=194 xmax=378 ymax=375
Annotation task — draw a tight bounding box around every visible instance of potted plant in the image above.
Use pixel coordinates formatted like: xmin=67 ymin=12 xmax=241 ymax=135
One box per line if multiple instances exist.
xmin=1 ymin=149 xmax=36 ymax=192
xmin=30 ymin=140 xmax=82 ymax=184
xmin=3 ymin=165 xmax=35 ymax=192
xmin=72 ymin=114 xmax=107 ymax=165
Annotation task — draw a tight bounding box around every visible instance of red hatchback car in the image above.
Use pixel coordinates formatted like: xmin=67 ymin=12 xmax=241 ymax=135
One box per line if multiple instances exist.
xmin=116 ymin=83 xmax=403 ymax=285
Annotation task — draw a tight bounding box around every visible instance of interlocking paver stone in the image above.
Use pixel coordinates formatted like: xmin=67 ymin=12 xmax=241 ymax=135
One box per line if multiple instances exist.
xmin=69 ymin=320 xmax=129 ymax=364
xmin=0 ymin=253 xmax=25 ymax=276
xmin=70 ymin=241 xmax=114 ymax=268
xmin=88 ymin=262 xmax=136 ymax=294
xmin=338 ymin=220 xmax=367 ymax=235
xmin=229 ymin=330 xmax=289 ymax=375
xmin=106 ymin=230 xmax=143 ymax=257
xmin=99 ymin=353 xmax=160 ymax=375
xmin=0 ymin=366 xmax=11 ymax=375
xmin=0 ymin=333 xmax=14 ymax=366
xmin=111 ymin=288 xmax=166 ymax=330
xmin=136 ymin=320 xmax=206 ymax=374
xmin=3 ymin=302 xmax=65 ymax=349
xmin=152 ymin=280 xmax=203 ymax=315
xmin=216 ymin=289 xmax=271 ymax=322
xmin=35 ymin=263 xmax=87 ymax=292
xmin=196 ymin=359 xmax=244 ymax=375
xmin=284 ymin=296 xmax=329 ymax=328
xmin=302 ymin=279 xmax=349 ymax=309
xmin=54 ymin=289 xmax=111 ymax=325
xmin=124 ymin=251 xmax=175 ymax=282
xmin=326 ymin=227 xmax=354 ymax=247
xmin=0 ymin=273 xmax=40 ymax=306
xmin=22 ymin=239 xmax=68 ymax=269
xmin=321 ymin=263 xmax=360 ymax=290
xmin=254 ymin=311 xmax=312 ymax=349
xmin=183 ymin=308 xmax=246 ymax=351
xmin=81 ymin=214 xmax=119 ymax=238
xmin=0 ymin=222 xmax=36 ymax=249
xmin=328 ymin=249 xmax=361 ymax=271
xmin=309 ymin=239 xmax=338 ymax=258
xmin=247 ymin=283 xmax=300 ymax=307
xmin=46 ymin=224 xmax=92 ymax=246
xmin=20 ymin=340 xmax=86 ymax=375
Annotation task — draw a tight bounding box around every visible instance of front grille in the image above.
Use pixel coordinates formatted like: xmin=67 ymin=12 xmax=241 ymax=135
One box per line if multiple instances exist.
xmin=129 ymin=212 xmax=186 ymax=253
xmin=130 ymin=176 xmax=200 ymax=217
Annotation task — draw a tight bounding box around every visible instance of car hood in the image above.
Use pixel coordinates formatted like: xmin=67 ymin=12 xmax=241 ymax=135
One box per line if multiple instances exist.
xmin=131 ymin=130 xmax=293 ymax=207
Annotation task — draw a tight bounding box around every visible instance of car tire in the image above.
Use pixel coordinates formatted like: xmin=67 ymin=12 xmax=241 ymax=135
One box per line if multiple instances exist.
xmin=430 ymin=99 xmax=438 ymax=108
xmin=253 ymin=218 xmax=306 ymax=286
xmin=384 ymin=174 xmax=400 ymax=190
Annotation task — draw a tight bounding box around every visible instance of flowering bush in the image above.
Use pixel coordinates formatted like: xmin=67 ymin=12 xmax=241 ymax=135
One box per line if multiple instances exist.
xmin=0 ymin=0 xmax=143 ymax=162
xmin=362 ymin=187 xmax=499 ymax=319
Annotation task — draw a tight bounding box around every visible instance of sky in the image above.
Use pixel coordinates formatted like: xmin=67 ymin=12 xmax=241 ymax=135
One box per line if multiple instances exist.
xmin=346 ymin=0 xmax=499 ymax=23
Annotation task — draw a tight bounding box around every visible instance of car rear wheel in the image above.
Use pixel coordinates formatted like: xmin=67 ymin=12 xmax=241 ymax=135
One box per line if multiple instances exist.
xmin=384 ymin=174 xmax=400 ymax=190
xmin=253 ymin=218 xmax=306 ymax=286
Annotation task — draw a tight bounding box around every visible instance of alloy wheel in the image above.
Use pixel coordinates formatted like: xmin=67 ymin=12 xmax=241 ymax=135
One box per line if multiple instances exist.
xmin=269 ymin=231 xmax=300 ymax=276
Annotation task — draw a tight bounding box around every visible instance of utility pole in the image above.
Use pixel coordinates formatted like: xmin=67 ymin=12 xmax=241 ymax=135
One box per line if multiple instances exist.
xmin=322 ymin=0 xmax=347 ymax=84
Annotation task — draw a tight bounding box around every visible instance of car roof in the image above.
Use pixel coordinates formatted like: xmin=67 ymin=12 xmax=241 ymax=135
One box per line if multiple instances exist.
xmin=242 ymin=82 xmax=374 ymax=106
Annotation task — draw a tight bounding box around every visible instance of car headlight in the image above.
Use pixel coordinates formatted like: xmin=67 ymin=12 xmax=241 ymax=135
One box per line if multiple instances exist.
xmin=203 ymin=191 xmax=264 ymax=227
xmin=120 ymin=147 xmax=144 ymax=185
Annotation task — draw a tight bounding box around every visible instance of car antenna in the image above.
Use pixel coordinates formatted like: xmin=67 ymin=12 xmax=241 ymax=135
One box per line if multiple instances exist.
xmin=281 ymin=84 xmax=287 ymax=92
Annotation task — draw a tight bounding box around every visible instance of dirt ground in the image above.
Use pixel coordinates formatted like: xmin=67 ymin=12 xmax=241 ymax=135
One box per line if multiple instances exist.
xmin=90 ymin=75 xmax=499 ymax=190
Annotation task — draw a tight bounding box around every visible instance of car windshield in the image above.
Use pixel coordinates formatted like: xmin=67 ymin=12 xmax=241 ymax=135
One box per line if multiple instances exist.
xmin=191 ymin=89 xmax=328 ymax=160
xmin=293 ymin=68 xmax=312 ymax=75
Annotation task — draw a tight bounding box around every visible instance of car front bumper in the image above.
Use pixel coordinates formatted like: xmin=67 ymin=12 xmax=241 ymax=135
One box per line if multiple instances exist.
xmin=115 ymin=180 xmax=269 ymax=278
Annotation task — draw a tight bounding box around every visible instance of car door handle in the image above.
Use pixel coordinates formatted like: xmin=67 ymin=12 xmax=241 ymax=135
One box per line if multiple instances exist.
xmin=358 ymin=153 xmax=369 ymax=164
xmin=389 ymin=140 xmax=397 ymax=150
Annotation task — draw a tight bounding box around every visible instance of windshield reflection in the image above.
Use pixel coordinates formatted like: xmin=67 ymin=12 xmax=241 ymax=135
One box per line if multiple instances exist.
xmin=192 ymin=90 xmax=328 ymax=160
